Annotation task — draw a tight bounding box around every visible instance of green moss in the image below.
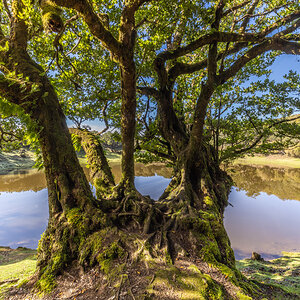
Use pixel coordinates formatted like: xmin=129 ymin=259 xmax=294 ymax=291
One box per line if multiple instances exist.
xmin=96 ymin=241 xmax=125 ymax=275
xmin=203 ymin=196 xmax=214 ymax=208
xmin=36 ymin=271 xmax=56 ymax=294
xmin=147 ymin=264 xmax=228 ymax=299
xmin=237 ymin=252 xmax=300 ymax=297
xmin=65 ymin=208 xmax=84 ymax=226
xmin=79 ymin=230 xmax=105 ymax=266
xmin=165 ymin=249 xmax=173 ymax=265
xmin=236 ymin=291 xmax=253 ymax=300
xmin=40 ymin=0 xmax=63 ymax=32
xmin=36 ymin=248 xmax=68 ymax=293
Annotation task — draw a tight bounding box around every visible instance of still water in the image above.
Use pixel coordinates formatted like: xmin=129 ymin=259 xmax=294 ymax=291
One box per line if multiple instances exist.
xmin=0 ymin=163 xmax=299 ymax=260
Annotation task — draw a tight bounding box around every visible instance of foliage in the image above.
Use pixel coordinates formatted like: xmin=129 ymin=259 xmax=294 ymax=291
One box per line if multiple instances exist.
xmin=0 ymin=0 xmax=299 ymax=166
xmin=209 ymin=71 xmax=300 ymax=162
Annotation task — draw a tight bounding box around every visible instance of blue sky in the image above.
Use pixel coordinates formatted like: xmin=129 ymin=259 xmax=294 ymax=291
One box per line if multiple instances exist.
xmin=270 ymin=55 xmax=299 ymax=82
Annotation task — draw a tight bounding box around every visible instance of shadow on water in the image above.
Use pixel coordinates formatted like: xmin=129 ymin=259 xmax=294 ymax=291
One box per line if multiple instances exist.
xmin=0 ymin=163 xmax=299 ymax=260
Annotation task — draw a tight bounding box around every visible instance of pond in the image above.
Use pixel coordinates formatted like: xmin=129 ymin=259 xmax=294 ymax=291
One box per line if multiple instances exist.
xmin=0 ymin=163 xmax=299 ymax=260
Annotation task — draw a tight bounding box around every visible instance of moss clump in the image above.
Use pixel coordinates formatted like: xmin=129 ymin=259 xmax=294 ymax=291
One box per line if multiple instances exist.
xmin=40 ymin=0 xmax=63 ymax=32
xmin=36 ymin=245 xmax=69 ymax=293
xmin=36 ymin=271 xmax=56 ymax=294
xmin=96 ymin=241 xmax=125 ymax=275
xmin=65 ymin=207 xmax=85 ymax=226
xmin=79 ymin=230 xmax=105 ymax=266
xmin=147 ymin=264 xmax=228 ymax=299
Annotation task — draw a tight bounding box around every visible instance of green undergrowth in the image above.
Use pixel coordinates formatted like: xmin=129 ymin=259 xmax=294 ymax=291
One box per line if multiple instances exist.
xmin=236 ymin=252 xmax=300 ymax=297
xmin=0 ymin=247 xmax=37 ymax=299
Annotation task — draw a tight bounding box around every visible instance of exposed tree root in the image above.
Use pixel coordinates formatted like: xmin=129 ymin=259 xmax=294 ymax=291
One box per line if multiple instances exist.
xmin=13 ymin=159 xmax=288 ymax=299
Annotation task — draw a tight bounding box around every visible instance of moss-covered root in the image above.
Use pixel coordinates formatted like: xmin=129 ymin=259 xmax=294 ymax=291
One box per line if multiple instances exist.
xmin=35 ymin=208 xmax=109 ymax=293
xmin=73 ymin=229 xmax=257 ymax=300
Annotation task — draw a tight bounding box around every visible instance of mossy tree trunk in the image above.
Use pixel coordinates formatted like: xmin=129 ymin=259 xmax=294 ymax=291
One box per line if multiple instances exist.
xmin=46 ymin=0 xmax=145 ymax=192
xmin=69 ymin=128 xmax=115 ymax=190
xmin=0 ymin=2 xmax=108 ymax=291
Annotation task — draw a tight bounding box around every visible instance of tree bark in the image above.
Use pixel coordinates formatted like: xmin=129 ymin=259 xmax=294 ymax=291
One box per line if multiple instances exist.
xmin=69 ymin=128 xmax=115 ymax=192
xmin=29 ymin=84 xmax=96 ymax=216
xmin=119 ymin=62 xmax=136 ymax=189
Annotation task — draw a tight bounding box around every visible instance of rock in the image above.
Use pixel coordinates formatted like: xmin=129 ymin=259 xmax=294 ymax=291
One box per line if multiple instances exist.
xmin=251 ymin=252 xmax=264 ymax=261
xmin=291 ymin=269 xmax=300 ymax=276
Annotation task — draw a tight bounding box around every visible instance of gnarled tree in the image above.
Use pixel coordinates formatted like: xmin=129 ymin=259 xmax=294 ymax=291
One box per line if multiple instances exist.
xmin=1 ymin=0 xmax=300 ymax=299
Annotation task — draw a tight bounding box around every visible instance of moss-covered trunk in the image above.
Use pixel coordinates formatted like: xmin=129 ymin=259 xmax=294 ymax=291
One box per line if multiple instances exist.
xmin=29 ymin=85 xmax=96 ymax=216
xmin=3 ymin=12 xmax=104 ymax=287
xmin=20 ymin=79 xmax=107 ymax=291
xmin=69 ymin=128 xmax=115 ymax=193
xmin=119 ymin=61 xmax=136 ymax=189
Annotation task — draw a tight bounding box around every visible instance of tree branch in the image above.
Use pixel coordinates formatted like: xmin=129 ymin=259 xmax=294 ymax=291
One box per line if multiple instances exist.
xmin=2 ymin=0 xmax=12 ymax=21
xmin=223 ymin=0 xmax=251 ymax=17
xmin=49 ymin=0 xmax=121 ymax=58
xmin=137 ymin=86 xmax=159 ymax=100
xmin=232 ymin=115 xmax=300 ymax=156
xmin=239 ymin=0 xmax=259 ymax=32
xmin=220 ymin=38 xmax=300 ymax=84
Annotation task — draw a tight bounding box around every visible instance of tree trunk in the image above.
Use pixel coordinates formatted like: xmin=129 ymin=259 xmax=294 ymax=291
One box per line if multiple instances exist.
xmin=22 ymin=79 xmax=109 ymax=291
xmin=4 ymin=50 xmax=107 ymax=290
xmin=28 ymin=85 xmax=96 ymax=216
xmin=119 ymin=62 xmax=136 ymax=189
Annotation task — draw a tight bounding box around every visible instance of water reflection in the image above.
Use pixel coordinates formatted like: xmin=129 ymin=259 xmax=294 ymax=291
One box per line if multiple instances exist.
xmin=0 ymin=163 xmax=299 ymax=259
xmin=224 ymin=188 xmax=300 ymax=260
xmin=0 ymin=163 xmax=172 ymax=193
xmin=0 ymin=189 xmax=48 ymax=249
xmin=227 ymin=164 xmax=300 ymax=201
xmin=0 ymin=169 xmax=46 ymax=193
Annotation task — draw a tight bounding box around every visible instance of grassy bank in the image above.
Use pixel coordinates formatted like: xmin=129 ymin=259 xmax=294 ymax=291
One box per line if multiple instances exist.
xmin=1 ymin=149 xmax=299 ymax=177
xmin=233 ymin=155 xmax=300 ymax=168
xmin=237 ymin=252 xmax=300 ymax=297
xmin=0 ymin=247 xmax=36 ymax=299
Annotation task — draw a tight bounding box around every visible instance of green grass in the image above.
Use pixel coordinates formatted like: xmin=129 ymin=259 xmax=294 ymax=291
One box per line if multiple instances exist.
xmin=233 ymin=156 xmax=300 ymax=168
xmin=105 ymin=151 xmax=121 ymax=162
xmin=236 ymin=252 xmax=300 ymax=297
xmin=0 ymin=247 xmax=37 ymax=299
xmin=77 ymin=150 xmax=121 ymax=166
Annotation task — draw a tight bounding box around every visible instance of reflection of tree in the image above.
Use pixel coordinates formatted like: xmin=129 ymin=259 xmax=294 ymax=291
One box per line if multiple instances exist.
xmin=0 ymin=171 xmax=46 ymax=193
xmin=0 ymin=163 xmax=172 ymax=193
xmin=2 ymin=164 xmax=298 ymax=202
xmin=228 ymin=165 xmax=300 ymax=201
xmin=110 ymin=163 xmax=172 ymax=184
